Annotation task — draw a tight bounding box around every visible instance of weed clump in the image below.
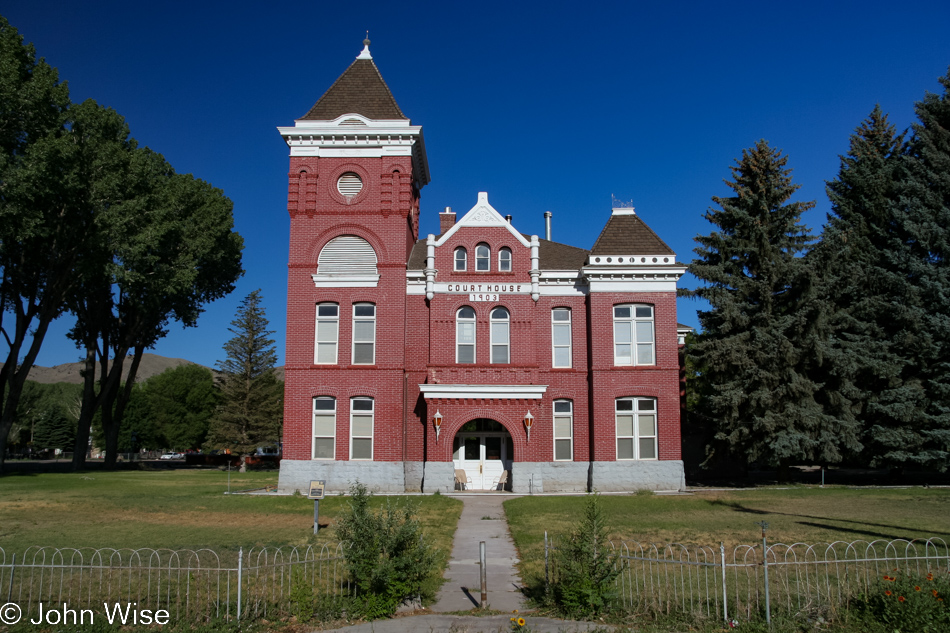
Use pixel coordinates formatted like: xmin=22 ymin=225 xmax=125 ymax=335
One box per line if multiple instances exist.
xmin=336 ymin=482 xmax=439 ymax=619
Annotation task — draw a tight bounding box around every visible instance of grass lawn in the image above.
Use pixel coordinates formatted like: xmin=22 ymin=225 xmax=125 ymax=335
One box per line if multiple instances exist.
xmin=0 ymin=467 xmax=462 ymax=561
xmin=505 ymin=487 xmax=950 ymax=586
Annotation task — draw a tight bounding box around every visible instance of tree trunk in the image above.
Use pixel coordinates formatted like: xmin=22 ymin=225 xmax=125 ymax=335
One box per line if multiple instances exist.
xmin=72 ymin=346 xmax=100 ymax=470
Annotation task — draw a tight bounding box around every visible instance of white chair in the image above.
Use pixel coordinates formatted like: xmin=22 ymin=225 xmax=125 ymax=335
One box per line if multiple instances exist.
xmin=491 ymin=470 xmax=509 ymax=491
xmin=454 ymin=469 xmax=471 ymax=490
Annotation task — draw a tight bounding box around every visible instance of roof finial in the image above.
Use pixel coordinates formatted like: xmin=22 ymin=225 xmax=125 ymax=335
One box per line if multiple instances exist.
xmin=357 ymin=31 xmax=372 ymax=60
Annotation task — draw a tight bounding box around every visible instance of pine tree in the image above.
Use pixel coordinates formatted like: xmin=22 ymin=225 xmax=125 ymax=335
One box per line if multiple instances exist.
xmin=207 ymin=290 xmax=283 ymax=455
xmin=813 ymin=107 xmax=912 ymax=468
xmin=871 ymin=68 xmax=950 ymax=470
xmin=687 ymin=140 xmax=850 ymax=475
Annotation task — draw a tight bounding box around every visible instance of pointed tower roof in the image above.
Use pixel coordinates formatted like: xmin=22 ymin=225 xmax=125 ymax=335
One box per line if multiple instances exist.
xmin=590 ymin=208 xmax=675 ymax=256
xmin=301 ymin=39 xmax=408 ymax=121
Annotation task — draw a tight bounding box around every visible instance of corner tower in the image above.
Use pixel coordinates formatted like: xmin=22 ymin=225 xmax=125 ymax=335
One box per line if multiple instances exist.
xmin=277 ymin=40 xmax=429 ymax=492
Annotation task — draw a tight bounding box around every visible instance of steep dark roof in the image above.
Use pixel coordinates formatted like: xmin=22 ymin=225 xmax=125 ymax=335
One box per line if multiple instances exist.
xmin=406 ymin=236 xmax=589 ymax=270
xmin=590 ymin=214 xmax=674 ymax=256
xmin=301 ymin=58 xmax=407 ymax=121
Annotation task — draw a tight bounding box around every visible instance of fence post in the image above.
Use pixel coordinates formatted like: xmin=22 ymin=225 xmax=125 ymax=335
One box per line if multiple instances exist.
xmin=720 ymin=543 xmax=728 ymax=624
xmin=479 ymin=541 xmax=487 ymax=608
xmin=544 ymin=531 xmax=549 ymax=592
xmin=236 ymin=547 xmax=243 ymax=623
xmin=759 ymin=522 xmax=771 ymax=626
xmin=5 ymin=552 xmax=15 ymax=604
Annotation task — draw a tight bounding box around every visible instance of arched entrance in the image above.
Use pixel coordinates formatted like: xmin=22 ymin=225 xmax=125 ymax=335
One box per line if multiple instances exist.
xmin=452 ymin=419 xmax=513 ymax=490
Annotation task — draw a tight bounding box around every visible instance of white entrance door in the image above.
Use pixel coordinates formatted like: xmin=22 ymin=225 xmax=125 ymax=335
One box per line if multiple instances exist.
xmin=454 ymin=433 xmax=510 ymax=490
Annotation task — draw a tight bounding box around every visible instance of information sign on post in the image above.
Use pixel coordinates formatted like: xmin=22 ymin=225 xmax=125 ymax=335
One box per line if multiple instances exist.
xmin=308 ymin=480 xmax=326 ymax=534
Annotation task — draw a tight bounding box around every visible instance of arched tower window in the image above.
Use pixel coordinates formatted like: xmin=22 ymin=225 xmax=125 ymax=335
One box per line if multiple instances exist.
xmin=314 ymin=235 xmax=379 ymax=287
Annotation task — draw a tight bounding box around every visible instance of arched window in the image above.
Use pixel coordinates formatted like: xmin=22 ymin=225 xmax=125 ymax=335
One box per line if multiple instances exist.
xmin=498 ymin=247 xmax=512 ymax=272
xmin=475 ymin=243 xmax=490 ymax=271
xmin=315 ymin=236 xmax=379 ymax=287
xmin=456 ymin=306 xmax=476 ymax=363
xmin=454 ymin=247 xmax=467 ymax=271
xmin=490 ymin=307 xmax=510 ymax=364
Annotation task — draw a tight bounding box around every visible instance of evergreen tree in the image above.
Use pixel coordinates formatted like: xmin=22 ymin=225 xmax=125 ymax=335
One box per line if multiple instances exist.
xmin=813 ymin=107 xmax=912 ymax=468
xmin=687 ymin=140 xmax=849 ymax=474
xmin=207 ymin=290 xmax=283 ymax=454
xmin=873 ymin=68 xmax=950 ymax=470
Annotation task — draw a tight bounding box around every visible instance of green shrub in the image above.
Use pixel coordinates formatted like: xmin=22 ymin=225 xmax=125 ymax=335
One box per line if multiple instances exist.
xmin=335 ymin=482 xmax=439 ymax=619
xmin=856 ymin=568 xmax=949 ymax=632
xmin=548 ymin=493 xmax=623 ymax=618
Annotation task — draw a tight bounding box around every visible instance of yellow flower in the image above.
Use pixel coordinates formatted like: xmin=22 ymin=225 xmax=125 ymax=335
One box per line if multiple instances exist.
xmin=517 ymin=618 xmax=526 ymax=626
xmin=510 ymin=617 xmax=516 ymax=622
xmin=885 ymin=590 xmax=893 ymax=596
xmin=915 ymin=586 xmax=922 ymax=591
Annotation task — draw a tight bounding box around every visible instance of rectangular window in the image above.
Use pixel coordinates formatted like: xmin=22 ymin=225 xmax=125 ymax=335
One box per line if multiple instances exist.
xmin=552 ymin=308 xmax=572 ymax=368
xmin=613 ymin=304 xmax=655 ymax=366
xmin=312 ymin=397 xmax=336 ymax=459
xmin=314 ymin=303 xmax=339 ymax=364
xmin=350 ymin=397 xmax=374 ymax=460
xmin=352 ymin=303 xmax=376 ymax=364
xmin=616 ymin=397 xmax=657 ymax=460
xmin=553 ymin=399 xmax=573 ymax=460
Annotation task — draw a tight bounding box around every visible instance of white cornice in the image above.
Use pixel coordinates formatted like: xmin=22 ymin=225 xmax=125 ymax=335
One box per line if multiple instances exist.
xmin=419 ymin=384 xmax=548 ymax=399
xmin=587 ymin=254 xmax=678 ymax=266
xmin=312 ymin=274 xmax=380 ymax=288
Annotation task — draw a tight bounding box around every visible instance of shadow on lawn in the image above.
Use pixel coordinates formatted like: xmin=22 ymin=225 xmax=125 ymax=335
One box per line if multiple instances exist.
xmin=708 ymin=499 xmax=950 ymax=541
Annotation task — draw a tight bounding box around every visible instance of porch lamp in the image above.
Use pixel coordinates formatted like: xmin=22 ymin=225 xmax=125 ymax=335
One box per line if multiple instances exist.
xmin=433 ymin=410 xmax=443 ymax=443
xmin=523 ymin=410 xmax=535 ymax=443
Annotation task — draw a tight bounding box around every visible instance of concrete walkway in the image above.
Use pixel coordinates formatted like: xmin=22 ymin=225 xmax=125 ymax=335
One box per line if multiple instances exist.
xmin=431 ymin=494 xmax=526 ymax=613
xmin=315 ymin=614 xmax=612 ymax=632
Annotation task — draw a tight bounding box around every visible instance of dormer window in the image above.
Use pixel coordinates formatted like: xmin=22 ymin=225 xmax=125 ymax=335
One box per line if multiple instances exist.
xmin=337 ymin=173 xmax=363 ymax=198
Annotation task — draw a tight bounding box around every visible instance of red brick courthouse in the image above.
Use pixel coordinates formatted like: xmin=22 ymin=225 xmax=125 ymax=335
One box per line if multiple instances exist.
xmin=276 ymin=42 xmax=687 ymax=493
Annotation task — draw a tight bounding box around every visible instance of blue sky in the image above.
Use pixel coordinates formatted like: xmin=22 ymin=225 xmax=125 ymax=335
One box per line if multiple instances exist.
xmin=5 ymin=1 xmax=950 ymax=369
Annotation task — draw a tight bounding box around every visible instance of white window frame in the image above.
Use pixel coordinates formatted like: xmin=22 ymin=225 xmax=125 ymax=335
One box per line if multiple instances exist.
xmin=490 ymin=307 xmax=510 ymax=364
xmin=553 ymin=399 xmax=573 ymax=461
xmin=613 ymin=304 xmax=655 ymax=366
xmin=498 ymin=247 xmax=512 ymax=272
xmin=552 ymin=307 xmax=572 ymax=368
xmin=352 ymin=303 xmax=376 ymax=365
xmin=312 ymin=397 xmax=336 ymax=460
xmin=475 ymin=243 xmax=490 ymax=271
xmin=350 ymin=397 xmax=374 ymax=460
xmin=456 ymin=306 xmax=476 ymax=364
xmin=454 ymin=247 xmax=467 ymax=271
xmin=314 ymin=303 xmax=339 ymax=364
xmin=615 ymin=397 xmax=658 ymax=461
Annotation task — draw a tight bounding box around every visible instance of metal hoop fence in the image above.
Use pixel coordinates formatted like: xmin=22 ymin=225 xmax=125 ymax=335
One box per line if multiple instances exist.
xmin=543 ymin=536 xmax=950 ymax=623
xmin=0 ymin=544 xmax=351 ymax=624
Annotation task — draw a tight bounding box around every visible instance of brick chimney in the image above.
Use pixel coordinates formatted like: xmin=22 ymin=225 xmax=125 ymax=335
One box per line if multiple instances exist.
xmin=439 ymin=206 xmax=456 ymax=234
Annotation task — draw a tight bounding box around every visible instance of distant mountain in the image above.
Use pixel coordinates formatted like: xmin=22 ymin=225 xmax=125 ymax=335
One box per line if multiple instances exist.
xmin=27 ymin=353 xmax=285 ymax=384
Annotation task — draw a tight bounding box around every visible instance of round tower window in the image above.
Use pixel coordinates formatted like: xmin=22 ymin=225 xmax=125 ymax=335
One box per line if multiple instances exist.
xmin=337 ymin=172 xmax=363 ymax=197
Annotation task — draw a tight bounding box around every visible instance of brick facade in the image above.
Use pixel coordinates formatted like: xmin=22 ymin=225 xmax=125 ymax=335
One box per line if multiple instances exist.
xmin=276 ymin=45 xmax=686 ymax=493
